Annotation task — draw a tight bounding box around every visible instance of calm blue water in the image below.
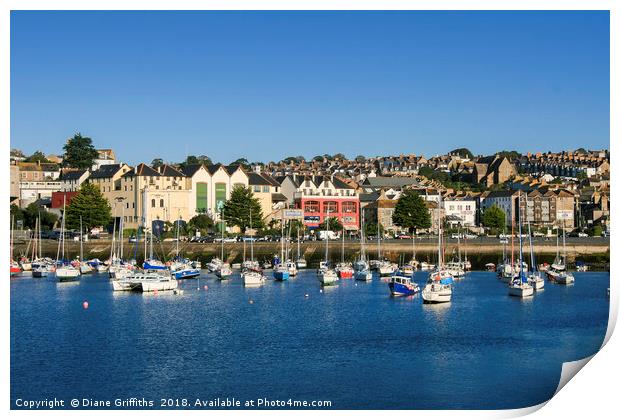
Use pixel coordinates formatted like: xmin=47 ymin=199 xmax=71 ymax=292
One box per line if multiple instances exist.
xmin=11 ymin=270 xmax=609 ymax=409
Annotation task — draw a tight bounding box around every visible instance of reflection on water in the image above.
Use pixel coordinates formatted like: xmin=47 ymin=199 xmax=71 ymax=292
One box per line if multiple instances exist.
xmin=10 ymin=270 xmax=610 ymax=410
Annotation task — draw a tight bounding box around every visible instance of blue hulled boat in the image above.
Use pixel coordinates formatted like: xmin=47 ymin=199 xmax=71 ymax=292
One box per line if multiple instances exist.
xmin=388 ymin=275 xmax=420 ymax=296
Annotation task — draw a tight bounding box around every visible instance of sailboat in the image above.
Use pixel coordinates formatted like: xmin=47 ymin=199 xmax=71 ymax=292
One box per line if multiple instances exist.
xmin=55 ymin=197 xmax=80 ymax=281
xmin=525 ymin=198 xmax=544 ymax=290
xmin=446 ymin=227 xmax=465 ymax=279
xmin=295 ymin=227 xmax=307 ymax=269
xmin=242 ymin=208 xmax=266 ymax=286
xmin=215 ymin=209 xmax=232 ymax=279
xmin=284 ymin=222 xmax=298 ymax=277
xmin=10 ymin=215 xmax=21 ymax=276
xmin=78 ymin=217 xmax=93 ymax=274
xmin=376 ymin=222 xmax=397 ymax=277
xmin=170 ymin=217 xmax=200 ymax=280
xmin=336 ymin=230 xmax=354 ymax=278
xmin=422 ymin=193 xmax=453 ymax=303
xmin=273 ymin=215 xmax=290 ymax=281
xmin=546 ymin=219 xmax=574 ymax=284
xmin=354 ymin=212 xmax=372 ymax=281
xmin=32 ymin=216 xmax=54 ymax=277
xmin=508 ymin=194 xmax=534 ymax=298
xmin=318 ymin=214 xmax=338 ymax=285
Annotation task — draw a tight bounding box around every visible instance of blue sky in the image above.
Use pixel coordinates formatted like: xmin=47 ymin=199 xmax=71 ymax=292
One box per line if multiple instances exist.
xmin=11 ymin=11 xmax=609 ymax=165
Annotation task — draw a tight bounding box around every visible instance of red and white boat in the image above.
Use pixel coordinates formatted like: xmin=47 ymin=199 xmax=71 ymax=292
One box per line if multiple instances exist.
xmin=336 ymin=263 xmax=354 ymax=279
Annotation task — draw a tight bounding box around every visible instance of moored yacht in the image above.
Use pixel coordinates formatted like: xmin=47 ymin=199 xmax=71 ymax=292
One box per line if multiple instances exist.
xmin=389 ymin=274 xmax=420 ymax=296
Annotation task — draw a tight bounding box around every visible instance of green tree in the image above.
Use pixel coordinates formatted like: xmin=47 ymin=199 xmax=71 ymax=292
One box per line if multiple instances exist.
xmin=333 ymin=153 xmax=346 ymax=161
xmin=188 ymin=214 xmax=215 ymax=234
xmin=24 ymin=150 xmax=50 ymax=163
xmin=319 ymin=216 xmax=343 ymax=232
xmin=65 ymin=183 xmax=112 ymax=232
xmin=230 ymin=157 xmax=250 ymax=169
xmin=288 ymin=219 xmax=308 ymax=238
xmin=10 ymin=205 xmax=24 ymax=226
xmin=355 ymin=155 xmax=366 ymax=163
xmin=392 ymin=189 xmax=432 ymax=234
xmin=364 ymin=221 xmax=385 ymax=237
xmin=151 ymin=158 xmax=164 ymax=169
xmin=449 ymin=148 xmax=474 ymax=159
xmin=62 ymin=133 xmax=99 ymax=170
xmin=221 ymin=185 xmax=264 ymax=231
xmin=482 ymin=205 xmax=506 ymax=230
xmin=22 ymin=203 xmax=58 ymax=230
xmin=418 ymin=166 xmax=434 ymax=178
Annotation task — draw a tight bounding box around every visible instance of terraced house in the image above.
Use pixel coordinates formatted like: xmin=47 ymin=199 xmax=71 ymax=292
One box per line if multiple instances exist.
xmin=293 ymin=175 xmax=360 ymax=231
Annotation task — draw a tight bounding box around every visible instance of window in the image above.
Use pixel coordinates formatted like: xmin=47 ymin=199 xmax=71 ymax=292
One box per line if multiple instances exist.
xmin=324 ymin=201 xmax=338 ymax=213
xmin=253 ymin=186 xmax=261 ymax=192
xmin=215 ymin=183 xmax=227 ymax=212
xmin=304 ymin=201 xmax=320 ymax=213
xmin=126 ymin=202 xmax=129 ymax=209
xmin=160 ymin=199 xmax=164 ymax=207
xmin=262 ymin=186 xmax=269 ymax=193
xmin=196 ymin=182 xmax=208 ymax=213
xmin=151 ymin=199 xmax=155 ymax=208
xmin=342 ymin=201 xmax=357 ymax=213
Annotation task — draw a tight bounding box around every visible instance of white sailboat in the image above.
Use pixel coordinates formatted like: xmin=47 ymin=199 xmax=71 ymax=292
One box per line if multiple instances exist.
xmin=295 ymin=227 xmax=307 ymax=269
xmin=318 ymin=214 xmax=337 ymax=285
xmin=508 ymin=194 xmax=534 ymax=298
xmin=547 ymin=219 xmax=575 ymax=284
xmin=55 ymin=197 xmax=80 ymax=281
xmin=355 ymin=212 xmax=372 ymax=281
xmin=422 ymin=193 xmax=453 ymax=304
xmin=215 ymin=208 xmax=232 ymax=279
xmin=525 ymin=199 xmax=544 ymax=291
xmin=78 ymin=217 xmax=93 ymax=274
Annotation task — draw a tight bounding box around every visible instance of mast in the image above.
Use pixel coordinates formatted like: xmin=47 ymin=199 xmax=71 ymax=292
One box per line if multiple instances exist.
xmin=457 ymin=226 xmax=462 ymax=264
xmin=325 ymin=214 xmax=330 ymax=263
xmin=341 ymin=229 xmax=345 ymax=264
xmin=377 ymin=217 xmax=381 ymax=260
xmin=175 ymin=213 xmax=180 ymax=258
xmin=412 ymin=231 xmax=416 ymax=262
xmin=296 ymin=227 xmax=300 ymax=261
xmin=220 ymin=208 xmax=225 ymax=261
xmin=119 ymin=205 xmax=124 ymax=261
xmin=80 ymin=216 xmax=83 ymax=261
xmin=143 ymin=218 xmax=147 ymax=263
xmin=250 ymin=207 xmax=254 ymax=262
xmin=280 ymin=214 xmax=285 ymax=264
xmin=61 ymin=196 xmax=66 ymax=260
xmin=436 ymin=202 xmax=441 ymax=268
xmin=360 ymin=211 xmax=366 ymax=262
xmin=38 ymin=212 xmax=42 ymax=259
xmin=562 ymin=218 xmax=567 ymax=265
xmin=10 ymin=215 xmax=14 ymax=263
xmin=518 ymin=192 xmax=525 ymax=282
xmin=526 ymin=195 xmax=536 ymax=273
xmin=110 ymin=217 xmax=116 ymax=262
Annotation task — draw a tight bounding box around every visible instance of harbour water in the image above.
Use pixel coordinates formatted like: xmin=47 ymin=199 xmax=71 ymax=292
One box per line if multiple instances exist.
xmin=11 ymin=270 xmax=609 ymax=409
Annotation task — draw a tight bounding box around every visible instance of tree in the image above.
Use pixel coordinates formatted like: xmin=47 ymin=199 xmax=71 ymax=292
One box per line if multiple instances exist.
xmin=22 ymin=203 xmax=58 ymax=230
xmin=418 ymin=166 xmax=434 ymax=178
xmin=24 ymin=151 xmax=50 ymax=163
xmin=355 ymin=155 xmax=366 ymax=163
xmin=188 ymin=214 xmax=215 ymax=234
xmin=288 ymin=219 xmax=308 ymax=238
xmin=333 ymin=153 xmax=346 ymax=161
xmin=10 ymin=205 xmax=24 ymax=226
xmin=151 ymin=158 xmax=164 ymax=169
xmin=392 ymin=189 xmax=432 ymax=234
xmin=221 ymin=185 xmax=264 ymax=231
xmin=319 ymin=217 xmax=343 ymax=232
xmin=62 ymin=133 xmax=99 ymax=170
xmin=230 ymin=157 xmax=250 ymax=169
xmin=312 ymin=155 xmax=324 ymax=162
xmin=65 ymin=183 xmax=112 ymax=232
xmin=364 ymin=221 xmax=385 ymax=237
xmin=482 ymin=205 xmax=506 ymax=230
xmin=450 ymin=148 xmax=474 ymax=159
xmin=496 ymin=150 xmax=521 ymax=161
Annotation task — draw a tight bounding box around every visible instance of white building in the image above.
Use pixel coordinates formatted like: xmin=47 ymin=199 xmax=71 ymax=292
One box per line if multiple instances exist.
xmin=19 ymin=181 xmax=62 ymax=207
xmin=443 ymin=196 xmax=477 ymax=227
xmin=59 ymin=169 xmax=90 ymax=192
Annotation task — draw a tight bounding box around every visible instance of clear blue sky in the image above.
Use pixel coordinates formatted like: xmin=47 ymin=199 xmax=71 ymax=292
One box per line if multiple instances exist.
xmin=11 ymin=11 xmax=609 ymax=165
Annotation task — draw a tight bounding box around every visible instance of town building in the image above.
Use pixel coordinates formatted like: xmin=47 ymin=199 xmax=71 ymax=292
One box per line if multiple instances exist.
xmin=19 ymin=181 xmax=62 ymax=207
xmin=294 ymin=175 xmax=360 ymax=231
xmin=16 ymin=162 xmax=60 ymax=181
xmin=93 ymin=149 xmax=116 ymax=170
xmin=59 ymin=169 xmax=90 ymax=192
xmin=443 ymin=195 xmax=477 ymax=227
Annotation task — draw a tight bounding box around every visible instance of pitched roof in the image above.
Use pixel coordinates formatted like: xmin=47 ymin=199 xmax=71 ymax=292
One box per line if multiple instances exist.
xmin=122 ymin=163 xmax=159 ymax=178
xmin=60 ymin=170 xmax=87 ymax=181
xmin=248 ymin=172 xmax=272 ymax=186
xmin=159 ymin=164 xmax=185 ymax=177
xmin=362 ymin=176 xmax=420 ymax=188
xmin=181 ymin=164 xmax=204 ymax=177
xmin=90 ymin=164 xmax=124 ymax=179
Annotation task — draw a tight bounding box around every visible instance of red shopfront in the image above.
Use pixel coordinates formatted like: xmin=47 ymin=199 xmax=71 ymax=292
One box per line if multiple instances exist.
xmin=297 ymin=197 xmax=360 ymax=230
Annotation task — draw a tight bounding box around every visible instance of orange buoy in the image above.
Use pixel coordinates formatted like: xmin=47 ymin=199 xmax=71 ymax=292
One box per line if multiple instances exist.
xmin=82 ymin=301 xmax=89 ymax=309
xmin=204 ymin=285 xmax=209 ymax=290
